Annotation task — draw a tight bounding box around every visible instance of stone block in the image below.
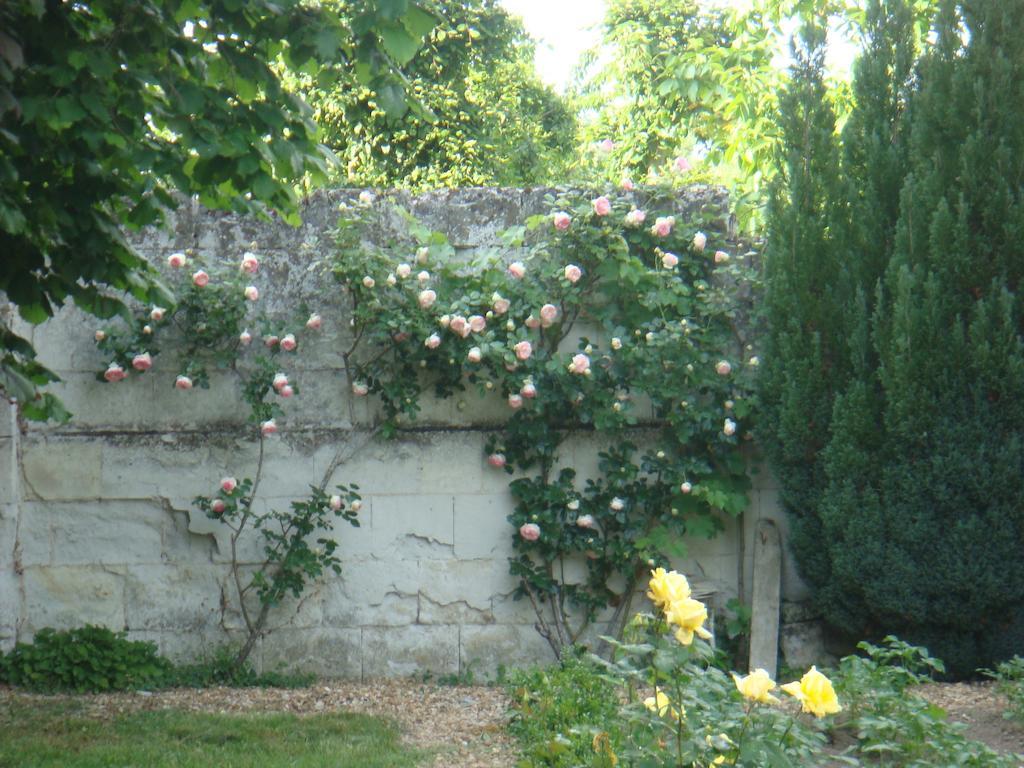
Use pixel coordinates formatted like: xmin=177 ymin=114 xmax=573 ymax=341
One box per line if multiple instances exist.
xmin=21 ymin=438 xmax=101 ymax=500
xmin=0 ymin=567 xmax=20 ymax=641
xmin=319 ymin=559 xmax=420 ymax=628
xmin=371 ymin=495 xmax=454 ymax=559
xmin=262 ymin=627 xmax=362 ymax=679
xmin=0 ymin=508 xmax=18 ymax=568
xmin=25 ymin=500 xmax=166 ymax=567
xmin=38 ymin=372 xmax=162 ymax=432
xmin=361 ymin=624 xmax=459 ymax=678
xmin=100 ymin=437 xmax=214 ymax=499
xmin=0 ymin=438 xmax=16 ymax=506
xmin=418 ymin=560 xmax=514 ymax=624
xmin=22 ymin=565 xmax=127 ymax=631
xmin=781 ymin=620 xmax=834 ymax=671
xmin=460 ymin=624 xmax=556 ymax=676
xmin=418 ymin=431 xmax=490 ymax=496
xmin=453 ymin=493 xmax=516 ymax=560
xmin=124 ymin=564 xmax=223 ymax=632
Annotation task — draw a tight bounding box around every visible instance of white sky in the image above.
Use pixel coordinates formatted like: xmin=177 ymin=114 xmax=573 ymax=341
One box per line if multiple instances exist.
xmin=497 ymin=0 xmax=857 ymax=92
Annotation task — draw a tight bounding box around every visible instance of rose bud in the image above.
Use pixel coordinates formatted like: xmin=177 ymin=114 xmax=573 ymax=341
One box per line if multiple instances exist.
xmin=167 ymin=252 xmax=187 ymax=268
xmin=221 ymin=477 xmax=238 ymax=493
xmin=280 ymin=334 xmax=297 ymax=351
xmin=104 ymin=363 xmax=126 ymax=382
xmin=244 ymin=285 xmax=259 ymax=301
xmin=131 ymin=353 xmax=152 ymax=372
xmin=306 ymin=313 xmax=322 ymax=331
xmin=240 ymin=252 xmax=259 ymax=274
xmin=175 ymin=375 xmax=193 ymax=390
xmin=192 ymin=270 xmax=210 ymax=287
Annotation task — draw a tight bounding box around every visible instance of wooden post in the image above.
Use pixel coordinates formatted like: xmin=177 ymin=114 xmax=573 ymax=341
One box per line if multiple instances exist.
xmin=748 ymin=519 xmax=781 ymax=677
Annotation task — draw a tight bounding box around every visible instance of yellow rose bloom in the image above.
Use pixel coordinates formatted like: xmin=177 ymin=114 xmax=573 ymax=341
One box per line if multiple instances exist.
xmin=780 ymin=666 xmax=841 ymax=717
xmin=664 ymin=596 xmax=713 ymax=645
xmin=643 ymin=689 xmax=684 ymax=720
xmin=647 ymin=567 xmax=691 ymax=609
xmin=732 ymin=668 xmax=779 ymax=703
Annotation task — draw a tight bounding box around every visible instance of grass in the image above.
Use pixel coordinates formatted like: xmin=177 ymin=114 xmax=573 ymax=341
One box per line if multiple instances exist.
xmin=0 ymin=699 xmax=430 ymax=768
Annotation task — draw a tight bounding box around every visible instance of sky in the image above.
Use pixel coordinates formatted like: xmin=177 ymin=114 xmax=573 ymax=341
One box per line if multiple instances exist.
xmin=497 ymin=0 xmax=858 ymax=92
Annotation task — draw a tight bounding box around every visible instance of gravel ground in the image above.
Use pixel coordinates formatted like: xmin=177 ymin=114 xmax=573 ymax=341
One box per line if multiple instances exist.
xmin=0 ymin=680 xmax=519 ymax=768
xmin=917 ymin=681 xmax=1024 ymax=757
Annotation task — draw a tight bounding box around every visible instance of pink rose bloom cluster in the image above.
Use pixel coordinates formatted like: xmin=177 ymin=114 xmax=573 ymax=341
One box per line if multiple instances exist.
xmin=552 ymin=212 xmax=571 ymax=230
xmin=569 ymin=353 xmax=591 ymax=375
xmin=651 ymin=216 xmax=675 ymax=237
xmin=591 ymin=196 xmax=611 ymax=216
xmin=625 ymin=209 xmax=646 ymax=227
xmin=519 ymin=522 xmax=541 ymax=541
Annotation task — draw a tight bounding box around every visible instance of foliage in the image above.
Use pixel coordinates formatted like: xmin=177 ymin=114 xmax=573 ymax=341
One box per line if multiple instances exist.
xmin=0 ymin=0 xmax=433 ymax=420
xmin=0 ymin=626 xmax=172 ymax=693
xmin=985 ymin=656 xmax=1024 ymax=724
xmin=0 ymin=701 xmax=427 ymax=768
xmin=833 ymin=638 xmax=1021 ymax=766
xmin=330 ymin=190 xmax=756 ymax=656
xmin=94 ymin=249 xmax=362 ymax=670
xmin=506 ymin=652 xmax=624 ymax=768
xmin=760 ymin=0 xmax=1024 ymax=676
xmin=162 ymin=645 xmax=315 ymax=690
xmin=300 ymin=0 xmax=576 ymax=188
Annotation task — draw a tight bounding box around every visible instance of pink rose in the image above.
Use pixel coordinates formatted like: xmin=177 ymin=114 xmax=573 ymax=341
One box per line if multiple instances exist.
xmin=514 ymin=340 xmax=533 ymax=361
xmin=680 ymin=482 xmax=692 ymax=494
xmin=221 ymin=477 xmax=237 ymax=493
xmin=508 ymin=261 xmax=526 ymax=279
xmin=260 ymin=419 xmax=277 ymax=436
xmin=625 ymin=209 xmax=646 ymax=227
xmin=329 ymin=494 xmax=343 ymax=511
xmin=488 ymin=453 xmax=506 ymax=468
xmin=467 ymin=347 xmax=482 ymax=363
xmin=280 ymin=384 xmax=294 ymax=398
xmin=273 ymin=373 xmax=289 ymax=391
xmin=598 ymin=138 xmax=614 ymax=152
xmin=508 ymin=393 xmax=524 ymax=409
xmin=539 ymin=304 xmax=559 ymax=326
xmin=693 ymin=231 xmax=707 ymax=251
xmin=569 ymin=353 xmax=591 ymax=375
xmin=425 ymin=333 xmax=441 ymax=349
xmin=714 ymin=250 xmax=730 ymax=264
xmin=564 ymin=264 xmax=582 ymax=283
xmin=95 ymin=330 xmax=106 ymax=342
xmin=264 ymin=335 xmax=279 ymax=348
xmin=167 ymin=252 xmax=187 ymax=269
xmin=175 ymin=375 xmax=193 ymax=390
xmin=521 ymin=381 xmax=537 ymax=398
xmin=131 ymin=353 xmax=152 ymax=372
xmin=439 ymin=315 xmax=451 ymax=328
xmin=239 ymin=330 xmax=253 ymax=345
xmin=211 ymin=499 xmax=226 ymax=514
xmin=362 ymin=276 xmax=376 ymax=288
xmin=104 ymin=363 xmax=126 ymax=383
xmin=192 ymin=270 xmax=209 ymax=287
xmin=150 ymin=307 xmax=165 ymax=322
xmin=280 ymin=334 xmax=297 ymax=351
xmin=651 ymin=216 xmax=674 ymax=237
xmin=591 ymin=196 xmax=611 ymax=216
xmin=417 ymin=270 xmax=430 ymax=283
xmin=492 ymin=294 xmax=511 ymax=315
xmin=576 ymin=514 xmax=596 ymax=529
xmin=396 ymin=263 xmax=412 ymax=279
xmin=611 ymin=337 xmax=622 ymax=350
xmin=306 ymin=313 xmax=322 ymax=331
xmin=418 ymin=289 xmax=437 ymax=309
xmin=244 ymin=285 xmax=259 ymax=301
xmin=240 ymin=253 xmax=259 ymax=274
xmin=662 ymin=252 xmax=679 ymax=268
xmin=519 ymin=522 xmax=541 ymax=541
xmin=525 ymin=315 xmax=540 ymax=330
xmin=716 ymin=360 xmax=732 ymax=376
xmin=449 ymin=316 xmax=468 ymax=336
xmin=723 ymin=418 xmax=737 ymax=436
xmin=351 ymin=500 xmax=363 ymax=512
xmin=610 ymin=497 xmax=625 ymax=511
xmin=620 ymin=178 xmax=635 ymax=192
xmin=352 ymin=382 xmax=369 ymax=396
xmin=469 ymin=315 xmax=486 ymax=333
xmin=553 ymin=212 xmax=571 ymax=230
xmin=673 ymin=156 xmax=691 ymax=173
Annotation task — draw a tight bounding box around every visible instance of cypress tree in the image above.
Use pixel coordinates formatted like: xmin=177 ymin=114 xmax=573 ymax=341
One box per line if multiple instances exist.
xmin=763 ymin=0 xmax=1024 ymax=674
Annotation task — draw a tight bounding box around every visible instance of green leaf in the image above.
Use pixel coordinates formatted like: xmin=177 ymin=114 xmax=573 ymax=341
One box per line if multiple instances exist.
xmin=378 ymin=24 xmax=420 ymax=65
xmin=376 ymin=82 xmax=408 ymax=118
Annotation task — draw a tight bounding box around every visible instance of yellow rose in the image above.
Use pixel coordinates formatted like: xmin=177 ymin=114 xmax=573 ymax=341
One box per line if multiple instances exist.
xmin=780 ymin=666 xmax=841 ymax=718
xmin=664 ymin=596 xmax=712 ymax=645
xmin=647 ymin=567 xmax=691 ymax=609
xmin=732 ymin=668 xmax=779 ymax=703
xmin=643 ymin=689 xmax=684 ymax=721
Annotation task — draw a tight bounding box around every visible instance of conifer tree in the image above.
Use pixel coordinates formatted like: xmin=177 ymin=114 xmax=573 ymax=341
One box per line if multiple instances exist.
xmin=762 ymin=0 xmax=1024 ymax=673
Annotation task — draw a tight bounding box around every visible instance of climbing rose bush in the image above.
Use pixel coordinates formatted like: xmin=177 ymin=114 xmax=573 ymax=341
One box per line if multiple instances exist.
xmin=329 ymin=189 xmax=758 ymax=656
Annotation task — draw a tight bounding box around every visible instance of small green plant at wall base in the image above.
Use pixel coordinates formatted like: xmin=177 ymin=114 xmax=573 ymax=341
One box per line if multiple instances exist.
xmin=0 ymin=626 xmax=171 ymax=693
xmin=985 ymin=656 xmax=1024 ymax=724
xmin=331 ymin=189 xmax=758 ymax=657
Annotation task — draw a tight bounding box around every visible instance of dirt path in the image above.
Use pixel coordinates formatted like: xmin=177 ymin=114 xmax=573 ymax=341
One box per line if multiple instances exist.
xmin=917 ymin=681 xmax=1024 ymax=757
xmin=0 ymin=680 xmax=518 ymax=768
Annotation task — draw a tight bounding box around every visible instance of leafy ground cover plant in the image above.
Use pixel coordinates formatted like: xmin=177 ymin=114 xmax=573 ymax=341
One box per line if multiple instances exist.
xmin=985 ymin=656 xmax=1024 ymax=724
xmin=331 ymin=189 xmax=758 ymax=657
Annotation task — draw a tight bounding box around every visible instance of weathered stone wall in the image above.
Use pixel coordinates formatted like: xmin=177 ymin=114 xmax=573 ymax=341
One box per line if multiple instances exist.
xmin=0 ymin=188 xmax=806 ymax=678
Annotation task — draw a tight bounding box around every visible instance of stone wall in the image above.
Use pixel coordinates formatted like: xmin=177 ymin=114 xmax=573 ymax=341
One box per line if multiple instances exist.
xmin=0 ymin=188 xmax=807 ymax=678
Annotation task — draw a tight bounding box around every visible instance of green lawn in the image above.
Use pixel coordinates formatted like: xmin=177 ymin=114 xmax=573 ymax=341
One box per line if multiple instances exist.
xmin=0 ymin=699 xmax=430 ymax=768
